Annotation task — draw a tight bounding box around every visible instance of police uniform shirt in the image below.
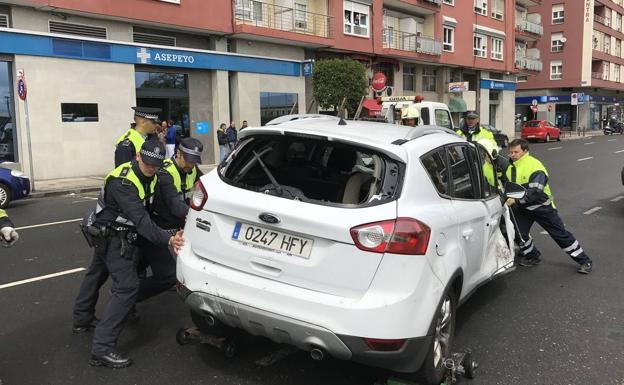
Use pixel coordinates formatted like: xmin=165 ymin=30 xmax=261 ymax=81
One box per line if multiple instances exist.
xmin=114 ymin=132 xmax=158 ymax=168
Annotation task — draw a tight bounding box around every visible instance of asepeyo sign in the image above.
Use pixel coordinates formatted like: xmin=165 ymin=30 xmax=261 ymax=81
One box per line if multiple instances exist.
xmin=136 ymin=47 xmax=196 ymax=65
xmin=448 ymin=81 xmax=469 ymax=93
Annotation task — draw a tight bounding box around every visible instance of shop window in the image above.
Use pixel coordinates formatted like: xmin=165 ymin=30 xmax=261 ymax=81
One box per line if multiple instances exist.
xmin=61 ymin=103 xmax=99 ymax=122
xmin=135 ymin=72 xmax=187 ymax=89
xmin=260 ymin=92 xmax=298 ymax=126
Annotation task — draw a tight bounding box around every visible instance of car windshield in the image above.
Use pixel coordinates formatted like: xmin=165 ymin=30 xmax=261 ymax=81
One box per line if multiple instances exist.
xmin=525 ymin=121 xmax=541 ymax=127
xmin=219 ymin=134 xmax=402 ymax=206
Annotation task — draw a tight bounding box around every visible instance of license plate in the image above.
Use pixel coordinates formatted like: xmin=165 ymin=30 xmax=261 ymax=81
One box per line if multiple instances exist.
xmin=232 ymin=222 xmax=314 ymax=259
xmin=528 ymin=135 xmax=536 ymax=138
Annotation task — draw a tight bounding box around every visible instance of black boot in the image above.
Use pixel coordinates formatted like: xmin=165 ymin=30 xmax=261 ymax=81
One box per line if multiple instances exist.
xmin=72 ymin=317 xmax=100 ymax=334
xmin=89 ymin=351 xmax=133 ymax=368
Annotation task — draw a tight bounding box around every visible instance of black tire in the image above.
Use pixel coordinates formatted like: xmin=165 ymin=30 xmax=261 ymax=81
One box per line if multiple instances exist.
xmin=190 ymin=310 xmax=228 ymax=336
xmin=0 ymin=183 xmax=11 ymax=209
xmin=556 ymin=135 xmax=561 ymax=142
xmin=462 ymin=351 xmax=476 ymax=379
xmin=545 ymin=134 xmax=550 ymax=143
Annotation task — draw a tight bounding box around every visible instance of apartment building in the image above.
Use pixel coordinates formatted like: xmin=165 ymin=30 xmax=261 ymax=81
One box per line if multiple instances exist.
xmin=517 ymin=0 xmax=624 ymax=131
xmin=0 ymin=0 xmax=538 ymax=180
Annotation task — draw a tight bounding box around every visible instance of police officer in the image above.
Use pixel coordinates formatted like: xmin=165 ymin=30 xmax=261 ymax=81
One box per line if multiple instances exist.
xmin=457 ymin=111 xmax=497 ymax=147
xmin=0 ymin=209 xmax=18 ymax=247
xmin=136 ymin=137 xmax=204 ymax=303
xmin=505 ymin=139 xmax=593 ymax=274
xmin=72 ymin=140 xmax=184 ymax=368
xmin=401 ymin=106 xmax=419 ymax=127
xmin=114 ymin=107 xmax=161 ymax=167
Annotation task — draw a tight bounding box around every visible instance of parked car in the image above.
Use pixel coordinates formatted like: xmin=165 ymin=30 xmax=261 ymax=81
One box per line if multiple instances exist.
xmin=176 ymin=118 xmax=517 ymax=384
xmin=521 ymin=120 xmax=561 ymax=142
xmin=0 ymin=166 xmax=30 ymax=208
xmin=482 ymin=124 xmax=509 ymax=148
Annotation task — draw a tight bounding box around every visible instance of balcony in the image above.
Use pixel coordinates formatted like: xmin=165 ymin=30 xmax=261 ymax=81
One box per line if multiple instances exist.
xmin=382 ymin=29 xmax=442 ymax=56
xmin=515 ymin=56 xmax=543 ymax=71
xmin=594 ymin=14 xmax=611 ymax=27
xmin=234 ymin=0 xmax=333 ymax=43
xmin=515 ymin=19 xmax=543 ymax=37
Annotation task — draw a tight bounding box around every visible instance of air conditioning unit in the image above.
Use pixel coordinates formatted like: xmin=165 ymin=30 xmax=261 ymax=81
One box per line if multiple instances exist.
xmin=385 ymin=86 xmax=395 ymax=97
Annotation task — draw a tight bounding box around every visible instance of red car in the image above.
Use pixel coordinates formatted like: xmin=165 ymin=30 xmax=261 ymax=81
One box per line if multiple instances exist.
xmin=521 ymin=120 xmax=561 ymax=142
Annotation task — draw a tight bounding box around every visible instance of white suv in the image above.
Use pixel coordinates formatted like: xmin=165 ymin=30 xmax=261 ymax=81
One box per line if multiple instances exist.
xmin=176 ymin=119 xmax=515 ymax=384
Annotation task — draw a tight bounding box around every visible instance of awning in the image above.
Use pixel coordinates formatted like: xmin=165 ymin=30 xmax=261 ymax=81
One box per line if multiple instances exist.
xmin=449 ymin=97 xmax=468 ymax=113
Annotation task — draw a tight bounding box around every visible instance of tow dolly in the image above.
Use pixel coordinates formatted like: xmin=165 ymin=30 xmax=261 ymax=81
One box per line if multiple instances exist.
xmin=379 ymin=350 xmax=477 ymax=385
xmin=175 ymin=326 xmax=238 ymax=358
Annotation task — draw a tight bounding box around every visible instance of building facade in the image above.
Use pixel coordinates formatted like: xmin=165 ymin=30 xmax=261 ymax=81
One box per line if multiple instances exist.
xmin=0 ymin=0 xmax=540 ymax=180
xmin=517 ymin=0 xmax=624 ymax=131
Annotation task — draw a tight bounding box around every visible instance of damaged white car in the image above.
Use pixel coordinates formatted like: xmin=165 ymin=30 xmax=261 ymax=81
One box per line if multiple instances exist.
xmin=176 ymin=118 xmax=517 ymax=385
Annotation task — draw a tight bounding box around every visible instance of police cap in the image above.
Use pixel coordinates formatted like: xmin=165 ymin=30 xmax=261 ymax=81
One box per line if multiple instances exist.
xmin=132 ymin=106 xmax=162 ymax=123
xmin=466 ymin=111 xmax=479 ymax=119
xmin=179 ymin=137 xmax=203 ymax=164
xmin=140 ymin=139 xmax=166 ymax=167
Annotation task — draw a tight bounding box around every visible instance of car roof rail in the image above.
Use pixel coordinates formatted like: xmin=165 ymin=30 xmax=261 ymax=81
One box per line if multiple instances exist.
xmin=396 ymin=125 xmax=460 ymax=144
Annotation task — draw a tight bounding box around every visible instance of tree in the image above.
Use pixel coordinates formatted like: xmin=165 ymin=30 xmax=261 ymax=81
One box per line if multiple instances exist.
xmin=312 ymin=59 xmax=368 ymax=116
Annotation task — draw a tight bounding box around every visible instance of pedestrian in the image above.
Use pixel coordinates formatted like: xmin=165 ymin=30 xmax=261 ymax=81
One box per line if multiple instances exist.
xmin=400 ymin=106 xmax=419 ymax=127
xmin=217 ymin=123 xmax=228 ymax=162
xmin=114 ymin=107 xmax=161 ymax=167
xmin=456 ymin=111 xmax=497 ymax=148
xmin=505 ymin=139 xmax=593 ymax=274
xmin=226 ymin=121 xmax=238 ymax=151
xmin=0 ymin=209 xmax=18 ymax=247
xmin=72 ymin=139 xmax=185 ymax=368
xmin=240 ymin=120 xmax=248 ymax=130
xmin=137 ymin=137 xmax=204 ymax=303
xmin=165 ymin=120 xmax=177 ymax=158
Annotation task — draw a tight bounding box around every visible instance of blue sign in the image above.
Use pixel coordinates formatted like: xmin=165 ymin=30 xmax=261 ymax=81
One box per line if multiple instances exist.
xmin=302 ymin=62 xmax=313 ymax=77
xmin=195 ymin=121 xmax=210 ymax=135
xmin=480 ymin=79 xmax=517 ymax=91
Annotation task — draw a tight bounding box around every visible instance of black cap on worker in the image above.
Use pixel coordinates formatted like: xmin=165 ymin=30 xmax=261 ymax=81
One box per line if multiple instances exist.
xmin=179 ymin=137 xmax=204 ymax=164
xmin=132 ymin=106 xmax=162 ymax=123
xmin=466 ymin=111 xmax=479 ymax=119
xmin=139 ymin=139 xmax=166 ymax=167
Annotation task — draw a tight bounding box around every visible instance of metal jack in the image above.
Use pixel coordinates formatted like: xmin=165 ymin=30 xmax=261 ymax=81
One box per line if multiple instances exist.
xmin=441 ymin=350 xmax=478 ymax=384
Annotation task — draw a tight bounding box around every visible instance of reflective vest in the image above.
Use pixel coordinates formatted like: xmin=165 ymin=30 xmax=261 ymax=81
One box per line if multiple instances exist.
xmin=505 ymin=153 xmax=554 ymax=209
xmin=163 ymin=158 xmax=198 ymax=201
xmin=456 ymin=126 xmax=496 ymax=144
xmin=116 ymin=129 xmax=145 ymax=154
xmin=0 ymin=209 xmax=7 ymax=220
xmin=0 ymin=209 xmax=10 ymax=227
xmin=95 ymin=162 xmax=157 ymax=227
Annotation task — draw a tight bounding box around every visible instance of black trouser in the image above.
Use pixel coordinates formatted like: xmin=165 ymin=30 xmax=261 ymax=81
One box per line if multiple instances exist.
xmin=84 ymin=237 xmax=139 ymax=355
xmin=514 ymin=205 xmax=591 ymax=265
xmin=73 ymin=242 xmax=110 ymax=326
xmin=136 ymin=240 xmax=176 ymax=303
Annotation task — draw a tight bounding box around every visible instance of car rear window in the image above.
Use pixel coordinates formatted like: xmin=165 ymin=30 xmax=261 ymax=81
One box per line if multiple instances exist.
xmin=219 ymin=134 xmax=403 ymax=207
xmin=525 ymin=121 xmax=541 ymax=127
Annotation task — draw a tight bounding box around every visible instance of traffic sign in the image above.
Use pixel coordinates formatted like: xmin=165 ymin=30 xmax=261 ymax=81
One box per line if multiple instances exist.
xmin=531 ymin=99 xmax=538 ymax=106
xmin=17 ymin=78 xmax=27 ymax=101
xmin=571 ymin=93 xmax=578 ymax=106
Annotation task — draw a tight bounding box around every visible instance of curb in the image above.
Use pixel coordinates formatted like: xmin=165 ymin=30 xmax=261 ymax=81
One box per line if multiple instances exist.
xmin=30 ymin=186 xmax=101 ymax=199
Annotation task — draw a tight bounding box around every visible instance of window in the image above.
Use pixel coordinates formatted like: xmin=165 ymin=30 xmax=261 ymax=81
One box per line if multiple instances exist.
xmin=443 ymin=26 xmax=454 ymax=52
xmin=491 ymin=0 xmax=504 ymax=20
xmin=617 ymin=39 xmax=622 ymax=57
xmin=435 ymin=109 xmax=453 ymax=130
xmin=260 ymin=92 xmax=298 ymax=126
xmin=135 ymin=72 xmax=187 ymax=89
xmin=552 ymin=4 xmax=564 ymax=24
xmin=617 ymin=13 xmax=622 ymax=32
xmin=473 ymin=34 xmax=487 ymax=57
xmin=61 ymin=103 xmax=99 ymax=122
xmin=236 ymin=0 xmax=263 ymax=22
xmin=477 ymin=145 xmax=498 ymax=198
xmin=443 ymin=0 xmax=454 ymax=5
xmin=491 ymin=38 xmax=503 ymax=60
xmin=604 ymin=62 xmax=610 ymax=80
xmin=474 ymin=0 xmax=487 ymax=16
xmin=604 ymin=37 xmax=611 ymax=54
xmin=421 ymin=108 xmax=430 ymax=125
xmin=422 ymin=68 xmax=437 ymax=92
xmin=0 ymin=61 xmax=17 ymax=162
xmin=344 ymin=0 xmax=369 ymax=37
xmin=403 ymin=65 xmax=415 ymax=92
xmin=422 ymin=149 xmax=449 ymax=196
xmin=550 ymin=60 xmax=563 ymax=80
xmin=551 ymin=33 xmax=564 ymax=52
xmin=448 ymin=145 xmax=477 ymax=199
xmin=295 ymin=2 xmax=308 ymax=29
xmin=615 ymin=64 xmax=621 ymax=82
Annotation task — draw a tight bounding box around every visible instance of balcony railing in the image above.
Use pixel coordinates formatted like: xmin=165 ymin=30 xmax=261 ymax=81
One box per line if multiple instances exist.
xmin=592 ymin=71 xmax=609 ymax=80
xmin=382 ymin=29 xmax=442 ymax=55
xmin=516 ymin=19 xmax=544 ymax=35
xmin=515 ymin=56 xmax=543 ymax=71
xmin=234 ymin=0 xmax=333 ymax=39
xmin=594 ymin=14 xmax=612 ymax=27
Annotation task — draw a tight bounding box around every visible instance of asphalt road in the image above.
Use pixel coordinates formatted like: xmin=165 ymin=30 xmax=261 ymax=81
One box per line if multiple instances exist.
xmin=1 ymin=135 xmax=623 ymax=385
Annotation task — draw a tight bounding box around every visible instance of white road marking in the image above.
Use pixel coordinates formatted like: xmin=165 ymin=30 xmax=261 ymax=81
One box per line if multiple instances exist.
xmin=611 ymin=196 xmax=624 ymax=202
xmin=615 ymin=150 xmax=624 ymax=154
xmin=583 ymin=207 xmax=602 ymax=215
xmin=547 ymin=146 xmax=562 ymax=150
xmin=584 ymin=142 xmax=595 ymax=145
xmin=0 ymin=267 xmax=86 ymax=290
xmin=608 ymin=139 xmax=617 ymax=142
xmin=15 ymin=218 xmax=82 ymax=231
xmin=577 ymin=157 xmax=593 ymax=162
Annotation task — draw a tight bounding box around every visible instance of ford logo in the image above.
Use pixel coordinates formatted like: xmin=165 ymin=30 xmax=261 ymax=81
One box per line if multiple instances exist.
xmin=259 ymin=213 xmax=280 ymax=224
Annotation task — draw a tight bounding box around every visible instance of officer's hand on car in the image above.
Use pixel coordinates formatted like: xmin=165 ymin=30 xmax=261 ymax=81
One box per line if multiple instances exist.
xmin=0 ymin=226 xmax=19 ymax=247
xmin=505 ymin=198 xmax=516 ymax=207
xmin=168 ymin=230 xmax=185 ymax=254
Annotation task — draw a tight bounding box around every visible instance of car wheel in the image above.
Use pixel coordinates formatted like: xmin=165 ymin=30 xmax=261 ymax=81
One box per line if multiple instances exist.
xmin=545 ymin=134 xmax=551 ymax=143
xmin=556 ymin=134 xmax=561 ymax=142
xmin=0 ymin=183 xmax=11 ymax=209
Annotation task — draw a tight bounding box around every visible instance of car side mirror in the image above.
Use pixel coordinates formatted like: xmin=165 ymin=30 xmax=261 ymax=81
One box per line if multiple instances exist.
xmin=504 ymin=182 xmax=526 ymax=200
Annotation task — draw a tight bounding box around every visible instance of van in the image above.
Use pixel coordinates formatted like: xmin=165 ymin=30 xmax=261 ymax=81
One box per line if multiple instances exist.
xmin=379 ymin=96 xmax=455 ymax=131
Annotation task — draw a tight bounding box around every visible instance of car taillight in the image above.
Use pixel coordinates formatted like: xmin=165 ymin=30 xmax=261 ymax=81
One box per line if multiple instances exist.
xmin=363 ymin=338 xmax=406 ymax=352
xmin=190 ymin=180 xmax=207 ymax=211
xmin=350 ymin=218 xmax=430 ymax=255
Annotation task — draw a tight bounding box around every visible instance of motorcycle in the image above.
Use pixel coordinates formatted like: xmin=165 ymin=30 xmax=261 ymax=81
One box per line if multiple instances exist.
xmin=604 ymin=121 xmax=624 ymax=135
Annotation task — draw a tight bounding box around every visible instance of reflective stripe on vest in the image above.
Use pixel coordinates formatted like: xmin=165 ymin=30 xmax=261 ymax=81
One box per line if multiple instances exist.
xmin=163 ymin=159 xmax=197 ymax=198
xmin=506 ymin=153 xmax=553 ymax=209
xmin=456 ymin=126 xmax=495 ymax=143
xmin=116 ymin=129 xmax=145 ymax=155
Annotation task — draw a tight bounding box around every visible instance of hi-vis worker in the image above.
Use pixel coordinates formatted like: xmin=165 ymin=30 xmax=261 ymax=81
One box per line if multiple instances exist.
xmin=0 ymin=209 xmax=18 ymax=247
xmin=137 ymin=137 xmax=204 ymax=304
xmin=401 ymin=105 xmax=420 ymax=127
xmin=505 ymin=138 xmax=593 ymax=274
xmin=457 ymin=111 xmax=497 ymax=148
xmin=73 ymin=139 xmax=185 ymax=369
xmin=114 ymin=107 xmax=161 ymax=167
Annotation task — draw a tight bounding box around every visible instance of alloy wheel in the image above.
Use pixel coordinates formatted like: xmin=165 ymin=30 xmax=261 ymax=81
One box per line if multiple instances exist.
xmin=432 ymin=296 xmax=453 ymax=368
xmin=0 ymin=187 xmax=8 ymax=208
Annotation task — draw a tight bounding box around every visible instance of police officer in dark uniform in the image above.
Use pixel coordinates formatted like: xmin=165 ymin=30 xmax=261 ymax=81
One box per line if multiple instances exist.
xmin=137 ymin=138 xmax=204 ymax=303
xmin=72 ymin=139 xmax=184 ymax=368
xmin=114 ymin=107 xmax=161 ymax=167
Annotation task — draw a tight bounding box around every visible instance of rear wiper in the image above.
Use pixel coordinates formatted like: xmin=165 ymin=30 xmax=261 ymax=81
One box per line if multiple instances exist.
xmin=252 ymin=150 xmax=283 ymax=196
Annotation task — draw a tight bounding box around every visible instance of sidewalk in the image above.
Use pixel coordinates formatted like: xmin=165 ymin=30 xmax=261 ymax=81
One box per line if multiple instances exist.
xmin=30 ymin=164 xmax=218 ymax=198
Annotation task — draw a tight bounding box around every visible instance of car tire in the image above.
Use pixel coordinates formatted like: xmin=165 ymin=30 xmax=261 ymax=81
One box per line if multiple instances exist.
xmin=545 ymin=134 xmax=551 ymax=143
xmin=556 ymin=134 xmax=561 ymax=142
xmin=0 ymin=183 xmax=11 ymax=209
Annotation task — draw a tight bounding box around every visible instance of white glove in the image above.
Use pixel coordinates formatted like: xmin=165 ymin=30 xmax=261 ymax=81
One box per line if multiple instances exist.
xmin=505 ymin=198 xmax=516 ymax=207
xmin=0 ymin=226 xmax=18 ymax=247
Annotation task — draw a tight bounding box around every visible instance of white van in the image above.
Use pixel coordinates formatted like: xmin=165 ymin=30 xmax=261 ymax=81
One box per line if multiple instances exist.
xmin=379 ymin=96 xmax=455 ymax=131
